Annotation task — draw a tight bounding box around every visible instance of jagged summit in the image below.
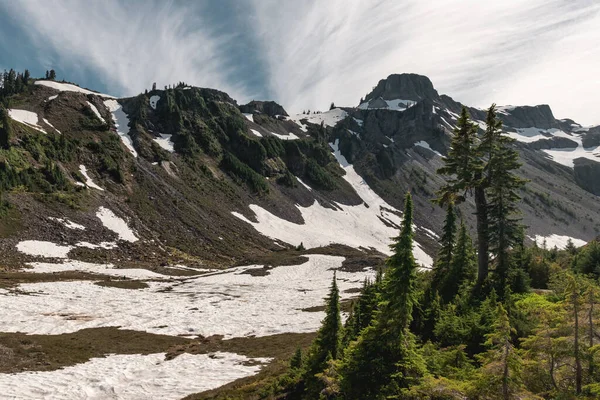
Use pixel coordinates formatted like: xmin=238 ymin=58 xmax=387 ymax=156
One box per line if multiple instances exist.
xmin=363 ymin=73 xmax=439 ymax=104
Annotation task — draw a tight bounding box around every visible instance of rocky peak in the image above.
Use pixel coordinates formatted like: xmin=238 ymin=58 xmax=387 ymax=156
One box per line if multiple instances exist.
xmin=364 ymin=73 xmax=440 ymax=103
xmin=239 ymin=101 xmax=288 ymax=118
xmin=497 ymin=104 xmax=557 ymax=129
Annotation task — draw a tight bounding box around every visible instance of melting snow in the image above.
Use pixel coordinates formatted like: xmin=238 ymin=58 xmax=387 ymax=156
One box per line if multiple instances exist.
xmin=232 ymin=139 xmax=433 ymax=268
xmin=34 ymin=80 xmax=115 ymax=98
xmin=358 ymin=98 xmax=413 ymax=111
xmin=288 ymin=108 xmax=348 ymax=128
xmin=79 ymin=165 xmax=104 ymax=191
xmin=0 ymin=352 xmax=269 ymax=400
xmin=96 ymin=207 xmax=138 ymax=242
xmin=414 ymin=141 xmax=442 ymax=157
xmin=86 ymin=101 xmax=106 ymax=124
xmin=250 ymin=129 xmax=263 ymax=137
xmin=153 ymin=134 xmax=175 ymax=152
xmin=529 ymin=234 xmax=586 ymax=250
xmin=8 ymin=109 xmax=46 ymax=134
xmin=48 ymin=217 xmax=85 ymax=230
xmin=27 ymin=260 xmax=164 ymax=280
xmin=270 ymin=131 xmax=299 ymax=140
xmin=16 ymin=241 xmax=73 ymax=258
xmin=42 ymin=118 xmax=61 ymax=134
xmin=0 ymin=255 xmax=373 ymax=337
xmin=48 ymin=95 xmax=58 ymax=101
xmin=149 ymin=95 xmax=160 ymax=110
xmin=243 ymin=113 xmax=254 ymax=122
xmin=296 ymin=177 xmax=312 ymax=191
xmin=104 ymin=99 xmax=138 ymax=157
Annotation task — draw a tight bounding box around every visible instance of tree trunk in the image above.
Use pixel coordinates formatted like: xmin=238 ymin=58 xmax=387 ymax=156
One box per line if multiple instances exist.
xmin=474 ymin=185 xmax=489 ymax=286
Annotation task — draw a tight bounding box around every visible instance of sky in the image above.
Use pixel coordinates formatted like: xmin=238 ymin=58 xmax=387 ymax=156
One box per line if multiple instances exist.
xmin=1 ymin=0 xmax=599 ymax=125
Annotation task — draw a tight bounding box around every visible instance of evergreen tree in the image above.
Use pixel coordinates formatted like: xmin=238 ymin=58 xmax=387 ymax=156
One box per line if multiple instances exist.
xmin=484 ymin=104 xmax=525 ymax=296
xmin=437 ymin=107 xmax=489 ymax=286
xmin=330 ymin=102 xmax=335 ymax=110
xmin=303 ymin=272 xmax=343 ymax=396
xmin=49 ymin=69 xmax=56 ymax=80
xmin=432 ymin=202 xmax=457 ymax=302
xmin=290 ymin=347 xmax=303 ymax=370
xmin=340 ymin=193 xmax=425 ymax=398
xmin=0 ymin=105 xmax=12 ymax=149
xmin=475 ymin=303 xmax=522 ymax=400
xmin=446 ymin=222 xmax=476 ymax=301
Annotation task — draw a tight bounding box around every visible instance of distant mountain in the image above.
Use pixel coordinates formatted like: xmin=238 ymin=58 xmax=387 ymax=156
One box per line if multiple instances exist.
xmin=1 ymin=73 xmax=599 ymax=272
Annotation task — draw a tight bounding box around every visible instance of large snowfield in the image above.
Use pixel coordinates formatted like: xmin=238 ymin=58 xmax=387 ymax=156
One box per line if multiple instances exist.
xmin=103 ymin=99 xmax=138 ymax=157
xmin=0 ymin=352 xmax=270 ymax=400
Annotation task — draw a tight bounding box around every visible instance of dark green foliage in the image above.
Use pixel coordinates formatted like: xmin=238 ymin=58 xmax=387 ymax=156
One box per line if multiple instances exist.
xmin=290 ymin=348 xmax=303 ymax=370
xmin=574 ymin=240 xmax=600 ymax=277
xmin=484 ymin=105 xmax=525 ymax=296
xmin=277 ymin=169 xmax=297 ymax=188
xmin=0 ymin=105 xmax=12 ymax=148
xmin=303 ymin=273 xmax=343 ymax=397
xmin=220 ymin=152 xmax=268 ymax=194
xmin=305 ymin=159 xmax=336 ymax=190
xmin=340 ymin=193 xmax=426 ymax=398
xmin=432 ymin=203 xmax=457 ymax=303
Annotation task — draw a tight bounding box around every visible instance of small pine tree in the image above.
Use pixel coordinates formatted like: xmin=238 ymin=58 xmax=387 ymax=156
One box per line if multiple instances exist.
xmin=290 ymin=347 xmax=303 ymax=369
xmin=49 ymin=69 xmax=56 ymax=80
xmin=330 ymin=102 xmax=335 ymax=110
xmin=432 ymin=202 xmax=457 ymax=302
xmin=303 ymin=273 xmax=343 ymax=396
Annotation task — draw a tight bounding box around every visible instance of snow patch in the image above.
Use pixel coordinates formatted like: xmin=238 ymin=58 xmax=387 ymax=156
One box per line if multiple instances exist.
xmin=8 ymin=109 xmax=46 ymax=134
xmin=149 ymin=95 xmax=160 ymax=110
xmin=86 ymin=101 xmax=106 ymax=123
xmin=96 ymin=207 xmax=138 ymax=242
xmin=529 ymin=234 xmax=586 ymax=250
xmin=48 ymin=217 xmax=85 ymax=230
xmin=0 ymin=352 xmax=269 ymax=400
xmin=296 ymin=177 xmax=312 ymax=191
xmin=16 ymin=241 xmax=73 ymax=258
xmin=270 ymin=131 xmax=299 ymax=140
xmin=42 ymin=118 xmax=61 ymax=134
xmin=250 ymin=129 xmax=263 ymax=137
xmin=35 ymin=80 xmax=115 ymax=98
xmin=79 ymin=165 xmax=104 ymax=191
xmin=104 ymin=99 xmax=138 ymax=157
xmin=243 ymin=113 xmax=254 ymax=122
xmin=288 ymin=108 xmax=347 ymax=128
xmin=48 ymin=95 xmax=58 ymax=101
xmin=153 ymin=134 xmax=175 ymax=152
xmin=27 ymin=260 xmax=164 ymax=280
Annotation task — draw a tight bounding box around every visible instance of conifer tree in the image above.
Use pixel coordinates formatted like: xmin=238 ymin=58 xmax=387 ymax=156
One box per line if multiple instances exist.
xmin=445 ymin=221 xmax=476 ymax=302
xmin=303 ymin=272 xmax=343 ymax=396
xmin=484 ymin=104 xmax=525 ymax=295
xmin=0 ymin=105 xmax=12 ymax=149
xmin=437 ymin=107 xmax=489 ymax=285
xmin=432 ymin=202 xmax=457 ymax=301
xmin=49 ymin=69 xmax=56 ymax=80
xmin=340 ymin=193 xmax=425 ymax=398
xmin=290 ymin=347 xmax=303 ymax=370
xmin=476 ymin=303 xmax=522 ymax=400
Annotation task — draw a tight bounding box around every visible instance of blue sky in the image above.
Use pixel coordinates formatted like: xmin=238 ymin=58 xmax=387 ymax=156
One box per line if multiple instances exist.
xmin=1 ymin=0 xmax=600 ymax=124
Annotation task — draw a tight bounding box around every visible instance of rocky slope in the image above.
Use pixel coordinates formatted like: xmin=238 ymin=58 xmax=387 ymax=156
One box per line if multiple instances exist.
xmin=1 ymin=74 xmax=599 ymax=273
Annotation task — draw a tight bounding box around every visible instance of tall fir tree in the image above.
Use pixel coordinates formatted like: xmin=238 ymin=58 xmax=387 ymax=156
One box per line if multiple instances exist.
xmin=483 ymin=104 xmax=525 ymax=296
xmin=340 ymin=193 xmax=425 ymax=398
xmin=432 ymin=202 xmax=457 ymax=302
xmin=446 ymin=221 xmax=477 ymax=302
xmin=437 ymin=107 xmax=489 ymax=286
xmin=303 ymin=272 xmax=343 ymax=397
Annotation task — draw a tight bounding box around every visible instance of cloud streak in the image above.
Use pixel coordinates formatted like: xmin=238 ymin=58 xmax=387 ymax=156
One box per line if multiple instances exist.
xmin=2 ymin=0 xmax=600 ymax=124
xmin=250 ymin=0 xmax=600 ymax=124
xmin=0 ymin=0 xmax=254 ymax=100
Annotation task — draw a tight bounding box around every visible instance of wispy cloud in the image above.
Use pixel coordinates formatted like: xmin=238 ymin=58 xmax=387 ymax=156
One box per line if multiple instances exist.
xmin=2 ymin=0 xmax=600 ymax=124
xmin=0 ymin=0 xmax=254 ymax=100
xmin=250 ymin=0 xmax=600 ymax=124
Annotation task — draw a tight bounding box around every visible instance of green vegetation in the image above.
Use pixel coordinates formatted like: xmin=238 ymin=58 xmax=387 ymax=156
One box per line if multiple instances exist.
xmin=247 ymin=106 xmax=600 ymax=400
